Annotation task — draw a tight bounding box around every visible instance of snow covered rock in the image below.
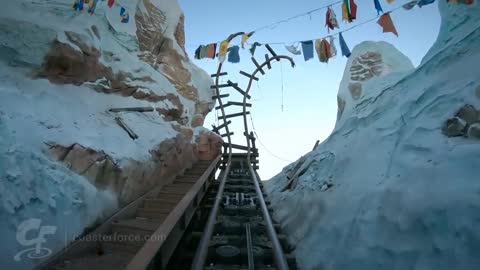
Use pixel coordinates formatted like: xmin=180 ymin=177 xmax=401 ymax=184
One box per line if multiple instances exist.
xmin=0 ymin=1 xmax=217 ymax=269
xmin=336 ymin=41 xmax=414 ymax=124
xmin=267 ymin=2 xmax=480 ymax=270
xmin=467 ymin=122 xmax=480 ymax=139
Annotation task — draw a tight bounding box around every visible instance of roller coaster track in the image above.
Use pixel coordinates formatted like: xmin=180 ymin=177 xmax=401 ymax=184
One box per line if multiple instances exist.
xmin=38 ymin=33 xmax=296 ymax=270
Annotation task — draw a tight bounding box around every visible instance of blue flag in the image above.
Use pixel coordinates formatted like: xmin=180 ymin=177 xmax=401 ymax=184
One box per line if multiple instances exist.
xmin=301 ymin=41 xmax=314 ymax=61
xmin=374 ymin=0 xmax=383 ymax=15
xmin=339 ymin=33 xmax=351 ymax=58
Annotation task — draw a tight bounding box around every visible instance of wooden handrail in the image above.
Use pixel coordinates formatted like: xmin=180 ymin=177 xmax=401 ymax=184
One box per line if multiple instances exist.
xmin=124 ymin=155 xmax=221 ymax=270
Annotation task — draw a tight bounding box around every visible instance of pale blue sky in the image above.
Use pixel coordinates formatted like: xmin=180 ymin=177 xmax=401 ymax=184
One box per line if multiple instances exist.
xmin=178 ymin=0 xmax=441 ymax=179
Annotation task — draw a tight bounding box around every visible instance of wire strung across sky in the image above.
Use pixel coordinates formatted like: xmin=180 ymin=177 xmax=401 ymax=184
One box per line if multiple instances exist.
xmin=258 ymin=3 xmax=408 ymax=45
xmin=251 ymin=0 xmax=343 ymax=33
xmin=187 ymin=0 xmax=412 ymax=48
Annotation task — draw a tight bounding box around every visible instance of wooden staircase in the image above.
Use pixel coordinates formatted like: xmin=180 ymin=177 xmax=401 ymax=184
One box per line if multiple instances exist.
xmin=43 ymin=160 xmax=217 ymax=270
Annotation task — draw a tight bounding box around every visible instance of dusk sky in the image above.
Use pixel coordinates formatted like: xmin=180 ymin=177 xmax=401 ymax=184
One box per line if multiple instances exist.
xmin=178 ymin=0 xmax=441 ymax=179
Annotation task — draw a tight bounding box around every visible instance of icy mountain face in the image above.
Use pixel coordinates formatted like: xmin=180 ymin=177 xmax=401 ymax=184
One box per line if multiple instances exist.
xmin=0 ymin=0 xmax=219 ymax=269
xmin=267 ymin=2 xmax=480 ymax=270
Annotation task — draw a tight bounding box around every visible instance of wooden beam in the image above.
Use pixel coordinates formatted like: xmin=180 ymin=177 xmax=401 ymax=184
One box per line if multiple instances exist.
xmin=265 ymin=54 xmax=271 ymax=69
xmin=220 ymin=132 xmax=234 ymax=138
xmin=223 ymin=143 xmax=258 ymax=152
xmin=115 ymin=117 xmax=139 ymax=140
xmin=252 ymin=57 xmax=265 ymax=75
xmin=211 ymin=83 xmax=235 ymax=89
xmin=220 ymin=111 xmax=250 ymax=120
xmin=216 ymin=101 xmax=252 ymax=110
xmin=212 ymin=94 xmax=230 ymax=100
xmin=239 ymin=70 xmax=259 ymax=81
xmin=227 ymin=80 xmax=251 ymax=99
xmin=211 ymin=72 xmax=228 ymax=77
xmin=265 ymin=44 xmax=280 ymax=61
xmin=109 ymin=107 xmax=154 ymax=113
xmin=212 ymin=120 xmax=232 ymax=132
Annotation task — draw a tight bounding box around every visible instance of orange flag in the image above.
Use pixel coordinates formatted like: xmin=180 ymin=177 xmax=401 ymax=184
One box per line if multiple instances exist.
xmin=377 ymin=13 xmax=398 ymax=37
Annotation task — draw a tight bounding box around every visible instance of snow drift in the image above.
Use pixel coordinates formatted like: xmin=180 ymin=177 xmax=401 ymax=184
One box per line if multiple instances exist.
xmin=266 ymin=1 xmax=480 ymax=270
xmin=0 ymin=0 xmax=220 ymax=269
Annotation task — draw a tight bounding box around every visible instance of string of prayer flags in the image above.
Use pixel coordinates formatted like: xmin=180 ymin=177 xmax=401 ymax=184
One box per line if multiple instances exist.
xmin=108 ymin=0 xmax=115 ymax=8
xmin=301 ymin=41 xmax=314 ymax=61
xmin=285 ymin=44 xmax=302 ymax=55
xmin=342 ymin=0 xmax=358 ymax=23
xmin=249 ymin=42 xmax=262 ymax=56
xmin=218 ymin=40 xmax=230 ymax=63
xmin=377 ymin=12 xmax=398 ymax=36
xmin=315 ymin=39 xmax=333 ymax=63
xmin=88 ymin=0 xmax=99 ymax=14
xmin=403 ymin=0 xmax=418 ymax=9
xmin=227 ymin=46 xmax=240 ymax=63
xmin=339 ymin=32 xmax=351 ymax=58
xmin=120 ymin=7 xmax=130 ymax=23
xmin=325 ymin=7 xmax=340 ymax=32
xmin=374 ymin=0 xmax=384 ymax=15
xmin=417 ymin=0 xmax=436 ymax=7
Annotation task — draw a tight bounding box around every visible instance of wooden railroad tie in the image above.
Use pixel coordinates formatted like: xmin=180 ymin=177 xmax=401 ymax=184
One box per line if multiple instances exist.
xmin=223 ymin=142 xmax=258 ymax=152
xmin=210 ymin=83 xmax=236 ymax=89
xmin=212 ymin=94 xmax=230 ymax=100
xmin=220 ymin=132 xmax=234 ymax=138
xmin=265 ymin=44 xmax=280 ymax=61
xmin=211 ymin=72 xmax=228 ymax=78
xmin=239 ymin=70 xmax=259 ymax=81
xmin=251 ymin=57 xmax=265 ymax=75
xmin=227 ymin=80 xmax=251 ymax=99
xmin=215 ymin=101 xmax=252 ymax=110
xmin=212 ymin=120 xmax=232 ymax=133
xmin=219 ymin=111 xmax=250 ymax=120
xmin=265 ymin=54 xmax=272 ymax=69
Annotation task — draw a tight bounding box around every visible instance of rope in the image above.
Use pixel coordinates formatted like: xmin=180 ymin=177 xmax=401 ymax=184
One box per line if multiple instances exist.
xmin=252 ymin=0 xmax=343 ymax=33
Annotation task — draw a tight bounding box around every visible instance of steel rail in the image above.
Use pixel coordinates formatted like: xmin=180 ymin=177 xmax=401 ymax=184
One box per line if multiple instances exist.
xmin=241 ymin=55 xmax=295 ymax=270
xmin=191 ymin=62 xmax=234 ymax=270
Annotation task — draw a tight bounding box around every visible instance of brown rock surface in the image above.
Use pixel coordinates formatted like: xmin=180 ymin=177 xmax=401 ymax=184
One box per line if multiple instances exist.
xmin=196 ymin=131 xmax=223 ymax=161
xmin=48 ymin=133 xmax=198 ymax=204
xmin=135 ymin=0 xmax=199 ymax=101
xmin=191 ymin=114 xmax=205 ymax=128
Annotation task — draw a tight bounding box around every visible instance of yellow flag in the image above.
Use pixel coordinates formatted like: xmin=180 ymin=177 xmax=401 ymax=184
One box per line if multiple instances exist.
xmin=342 ymin=2 xmax=349 ymax=22
xmin=241 ymin=34 xmax=250 ymax=49
xmin=219 ymin=40 xmax=230 ymax=57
